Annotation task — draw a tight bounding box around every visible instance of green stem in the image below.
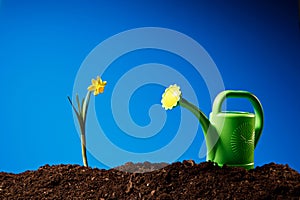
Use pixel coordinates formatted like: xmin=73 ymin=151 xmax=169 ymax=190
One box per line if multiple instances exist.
xmin=80 ymin=124 xmax=88 ymax=167
xmin=178 ymin=97 xmax=210 ymax=136
xmin=68 ymin=93 xmax=90 ymax=167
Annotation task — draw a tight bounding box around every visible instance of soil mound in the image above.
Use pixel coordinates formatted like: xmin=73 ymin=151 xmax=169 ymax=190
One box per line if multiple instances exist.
xmin=1 ymin=161 xmax=299 ymax=199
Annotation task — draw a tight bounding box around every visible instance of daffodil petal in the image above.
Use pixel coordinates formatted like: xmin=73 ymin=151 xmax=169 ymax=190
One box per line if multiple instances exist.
xmin=87 ymin=85 xmax=96 ymax=91
xmin=92 ymin=79 xmax=97 ymax=86
xmin=97 ymin=76 xmax=101 ymax=82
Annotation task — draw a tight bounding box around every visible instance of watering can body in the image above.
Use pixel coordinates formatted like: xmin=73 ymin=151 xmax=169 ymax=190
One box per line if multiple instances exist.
xmin=206 ymin=90 xmax=264 ymax=170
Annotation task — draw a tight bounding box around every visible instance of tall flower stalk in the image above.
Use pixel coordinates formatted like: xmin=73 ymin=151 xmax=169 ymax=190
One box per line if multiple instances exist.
xmin=68 ymin=76 xmax=107 ymax=167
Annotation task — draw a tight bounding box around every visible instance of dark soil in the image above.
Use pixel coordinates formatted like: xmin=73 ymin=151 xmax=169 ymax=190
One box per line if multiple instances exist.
xmin=1 ymin=161 xmax=300 ymax=199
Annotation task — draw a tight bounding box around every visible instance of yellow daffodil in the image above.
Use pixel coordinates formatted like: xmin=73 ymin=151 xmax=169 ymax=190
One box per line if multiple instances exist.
xmin=87 ymin=76 xmax=107 ymax=95
xmin=161 ymin=84 xmax=181 ymax=110
xmin=69 ymin=75 xmax=108 ymax=167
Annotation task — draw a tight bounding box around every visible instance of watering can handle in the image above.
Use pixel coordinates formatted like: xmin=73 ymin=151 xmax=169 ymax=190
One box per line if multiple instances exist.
xmin=212 ymin=90 xmax=264 ymax=148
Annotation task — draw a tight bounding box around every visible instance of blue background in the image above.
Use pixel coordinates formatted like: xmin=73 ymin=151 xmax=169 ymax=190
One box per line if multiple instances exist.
xmin=1 ymin=0 xmax=299 ymax=173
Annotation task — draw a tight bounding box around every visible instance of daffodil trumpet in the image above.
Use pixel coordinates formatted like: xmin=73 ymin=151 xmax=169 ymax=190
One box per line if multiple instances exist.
xmin=68 ymin=76 xmax=107 ymax=167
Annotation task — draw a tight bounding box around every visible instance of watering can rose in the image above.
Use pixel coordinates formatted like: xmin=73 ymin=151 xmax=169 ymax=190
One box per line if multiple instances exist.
xmin=161 ymin=84 xmax=181 ymax=110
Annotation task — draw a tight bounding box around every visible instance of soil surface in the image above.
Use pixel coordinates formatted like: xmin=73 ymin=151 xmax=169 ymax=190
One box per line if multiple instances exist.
xmin=1 ymin=161 xmax=300 ymax=199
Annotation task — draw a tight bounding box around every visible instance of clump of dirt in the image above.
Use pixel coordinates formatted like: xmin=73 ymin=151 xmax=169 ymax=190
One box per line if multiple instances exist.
xmin=1 ymin=161 xmax=299 ymax=199
xmin=114 ymin=161 xmax=169 ymax=173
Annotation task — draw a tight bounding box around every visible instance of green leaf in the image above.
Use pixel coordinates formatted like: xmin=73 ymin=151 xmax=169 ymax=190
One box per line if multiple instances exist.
xmin=68 ymin=96 xmax=81 ymax=123
xmin=76 ymin=94 xmax=82 ymax=114
xmin=81 ymin=98 xmax=85 ymax=113
xmin=68 ymin=96 xmax=85 ymax=138
xmin=82 ymin=91 xmax=91 ymax=124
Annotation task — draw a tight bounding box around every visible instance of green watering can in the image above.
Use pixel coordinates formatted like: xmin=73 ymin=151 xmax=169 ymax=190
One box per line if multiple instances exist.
xmin=180 ymin=90 xmax=264 ymax=169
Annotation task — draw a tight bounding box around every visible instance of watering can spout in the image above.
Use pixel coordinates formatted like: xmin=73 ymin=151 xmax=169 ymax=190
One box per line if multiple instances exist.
xmin=179 ymin=98 xmax=211 ymax=137
xmin=179 ymin=98 xmax=218 ymax=161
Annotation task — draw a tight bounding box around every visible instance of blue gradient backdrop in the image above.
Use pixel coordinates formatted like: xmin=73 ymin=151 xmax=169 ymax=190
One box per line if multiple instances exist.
xmin=1 ymin=0 xmax=299 ymax=173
